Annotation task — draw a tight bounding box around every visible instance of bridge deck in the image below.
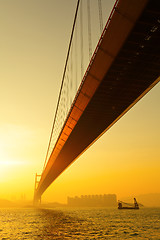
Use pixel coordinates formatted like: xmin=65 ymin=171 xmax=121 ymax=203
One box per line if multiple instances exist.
xmin=35 ymin=0 xmax=160 ymax=200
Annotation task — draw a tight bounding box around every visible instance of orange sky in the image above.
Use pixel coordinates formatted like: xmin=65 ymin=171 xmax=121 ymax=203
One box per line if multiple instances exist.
xmin=0 ymin=0 xmax=159 ymax=203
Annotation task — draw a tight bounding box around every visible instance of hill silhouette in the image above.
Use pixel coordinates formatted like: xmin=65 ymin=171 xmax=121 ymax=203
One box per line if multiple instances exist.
xmin=0 ymin=199 xmax=17 ymax=208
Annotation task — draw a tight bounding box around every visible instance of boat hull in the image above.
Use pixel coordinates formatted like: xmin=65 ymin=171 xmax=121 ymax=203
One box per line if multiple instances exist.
xmin=118 ymin=207 xmax=139 ymax=209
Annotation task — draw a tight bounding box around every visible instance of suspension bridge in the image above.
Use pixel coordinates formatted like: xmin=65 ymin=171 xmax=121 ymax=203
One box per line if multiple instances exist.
xmin=34 ymin=0 xmax=160 ymax=203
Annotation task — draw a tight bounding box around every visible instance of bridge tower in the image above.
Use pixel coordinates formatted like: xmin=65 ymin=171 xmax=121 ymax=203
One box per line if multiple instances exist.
xmin=33 ymin=173 xmax=41 ymax=204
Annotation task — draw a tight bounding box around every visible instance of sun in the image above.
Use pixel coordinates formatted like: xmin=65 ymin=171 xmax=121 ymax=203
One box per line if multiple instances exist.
xmin=0 ymin=149 xmax=20 ymax=182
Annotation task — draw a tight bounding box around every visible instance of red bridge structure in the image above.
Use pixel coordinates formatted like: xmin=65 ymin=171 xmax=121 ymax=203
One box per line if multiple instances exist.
xmin=34 ymin=0 xmax=160 ymax=203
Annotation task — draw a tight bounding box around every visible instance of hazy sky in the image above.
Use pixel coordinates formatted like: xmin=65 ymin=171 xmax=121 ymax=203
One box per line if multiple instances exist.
xmin=0 ymin=0 xmax=159 ymax=203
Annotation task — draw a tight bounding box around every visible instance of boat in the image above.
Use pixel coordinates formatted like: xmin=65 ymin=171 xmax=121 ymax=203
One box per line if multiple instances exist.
xmin=118 ymin=198 xmax=139 ymax=209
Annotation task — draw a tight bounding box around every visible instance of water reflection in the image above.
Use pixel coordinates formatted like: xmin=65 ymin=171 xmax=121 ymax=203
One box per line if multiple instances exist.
xmin=0 ymin=207 xmax=160 ymax=239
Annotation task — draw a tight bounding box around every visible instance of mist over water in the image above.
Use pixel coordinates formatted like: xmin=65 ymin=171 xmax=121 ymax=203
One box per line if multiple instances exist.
xmin=0 ymin=207 xmax=160 ymax=239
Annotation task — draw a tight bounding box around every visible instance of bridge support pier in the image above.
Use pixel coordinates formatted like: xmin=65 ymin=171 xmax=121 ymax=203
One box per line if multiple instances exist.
xmin=33 ymin=196 xmax=41 ymax=206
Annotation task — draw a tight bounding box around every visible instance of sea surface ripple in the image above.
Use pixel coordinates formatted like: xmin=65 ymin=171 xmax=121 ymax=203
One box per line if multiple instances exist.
xmin=0 ymin=207 xmax=160 ymax=239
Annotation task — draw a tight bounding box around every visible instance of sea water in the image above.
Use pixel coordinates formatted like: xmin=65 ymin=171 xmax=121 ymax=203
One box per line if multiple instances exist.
xmin=0 ymin=207 xmax=160 ymax=239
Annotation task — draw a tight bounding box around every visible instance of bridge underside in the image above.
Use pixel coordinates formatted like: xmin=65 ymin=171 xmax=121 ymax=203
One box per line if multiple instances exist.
xmin=35 ymin=0 xmax=160 ymax=200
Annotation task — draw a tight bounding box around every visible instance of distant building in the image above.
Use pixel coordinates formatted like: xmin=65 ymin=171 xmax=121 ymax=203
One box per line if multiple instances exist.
xmin=67 ymin=194 xmax=117 ymax=207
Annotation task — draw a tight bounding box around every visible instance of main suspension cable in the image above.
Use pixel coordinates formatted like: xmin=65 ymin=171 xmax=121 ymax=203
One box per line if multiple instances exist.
xmin=43 ymin=0 xmax=81 ymax=171
xmin=87 ymin=0 xmax=92 ymax=60
xmin=98 ymin=0 xmax=103 ymax=34
xmin=80 ymin=0 xmax=84 ymax=80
